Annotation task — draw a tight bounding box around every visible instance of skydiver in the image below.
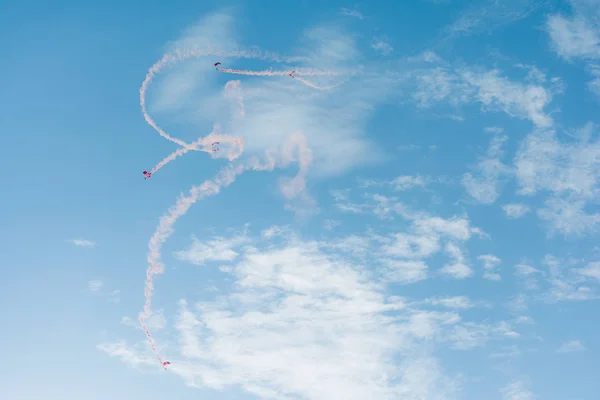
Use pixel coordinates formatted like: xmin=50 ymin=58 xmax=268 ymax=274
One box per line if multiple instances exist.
xmin=143 ymin=171 xmax=152 ymax=179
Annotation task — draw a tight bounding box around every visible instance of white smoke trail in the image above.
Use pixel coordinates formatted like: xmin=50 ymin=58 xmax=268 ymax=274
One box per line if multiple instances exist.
xmin=138 ymin=47 xmax=317 ymax=368
xmin=217 ymin=67 xmax=343 ymax=76
xmin=140 ymin=48 xmax=340 ymax=177
xmin=224 ymin=80 xmax=245 ymax=118
xmin=150 ymin=131 xmax=244 ymax=175
xmin=139 ymin=138 xmax=311 ymax=367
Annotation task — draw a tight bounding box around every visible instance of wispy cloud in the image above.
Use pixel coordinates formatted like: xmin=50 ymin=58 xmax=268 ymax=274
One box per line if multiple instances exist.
xmin=515 ymin=255 xmax=600 ymax=302
xmin=97 ymin=340 xmax=155 ymax=367
xmin=104 ymin=233 xmax=463 ymax=398
xmin=88 ymin=280 xmax=120 ymax=303
xmin=88 ymin=280 xmax=103 ymax=292
xmin=501 ymin=379 xmax=535 ymax=400
xmin=441 ymin=242 xmax=473 ymax=279
xmin=578 ymin=261 xmax=600 ymax=280
xmin=462 ymin=131 xmax=511 ymax=204
xmin=339 ymin=7 xmax=364 ymax=20
xmin=502 ymin=203 xmax=531 ymax=219
xmin=426 ymin=296 xmax=474 ymax=309
xmin=556 ymin=339 xmax=586 ymax=353
xmin=322 ymin=219 xmax=341 ymax=230
xmin=479 ymin=254 xmax=502 ymax=281
xmin=122 ymin=309 xmax=166 ymax=331
xmin=70 ymin=239 xmax=95 ymax=248
xmin=409 ymin=56 xmax=560 ymax=128
xmin=173 ymin=231 xmax=249 ymax=266
xmin=546 ymin=0 xmax=600 ymax=97
xmin=444 ymin=0 xmax=543 ymax=39
xmin=151 ymin=15 xmax=392 ymax=191
xmin=514 ymin=122 xmax=600 ymax=236
xmin=357 ymin=175 xmax=428 ymax=191
xmin=372 ymin=37 xmax=393 ymax=55
xmin=100 ymin=222 xmax=521 ymax=398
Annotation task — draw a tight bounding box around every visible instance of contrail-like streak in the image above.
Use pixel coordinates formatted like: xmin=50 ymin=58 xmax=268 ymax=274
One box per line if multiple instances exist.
xmin=138 ymin=47 xmax=318 ymax=368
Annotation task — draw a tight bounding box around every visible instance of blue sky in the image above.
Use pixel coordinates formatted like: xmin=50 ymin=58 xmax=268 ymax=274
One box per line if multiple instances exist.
xmin=2 ymin=0 xmax=600 ymax=399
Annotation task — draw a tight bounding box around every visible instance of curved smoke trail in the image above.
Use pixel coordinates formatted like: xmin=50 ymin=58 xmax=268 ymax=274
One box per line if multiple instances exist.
xmin=138 ymin=48 xmax=320 ymax=368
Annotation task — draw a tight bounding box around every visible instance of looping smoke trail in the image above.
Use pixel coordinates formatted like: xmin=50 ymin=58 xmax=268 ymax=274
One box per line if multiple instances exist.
xmin=150 ymin=132 xmax=244 ymax=175
xmin=140 ymin=48 xmax=339 ymax=177
xmin=138 ymin=48 xmax=316 ymax=368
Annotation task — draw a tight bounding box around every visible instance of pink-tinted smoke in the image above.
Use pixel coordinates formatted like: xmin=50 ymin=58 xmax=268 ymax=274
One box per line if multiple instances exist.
xmin=139 ymin=138 xmax=310 ymax=367
xmin=138 ymin=48 xmax=316 ymax=368
xmin=140 ymin=48 xmax=337 ymax=177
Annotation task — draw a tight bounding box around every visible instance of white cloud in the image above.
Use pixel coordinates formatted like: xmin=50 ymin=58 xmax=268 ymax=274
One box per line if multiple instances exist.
xmin=546 ymin=5 xmax=600 ymax=60
xmin=515 ymin=123 xmax=600 ymax=198
xmin=578 ymin=261 xmax=600 ymax=280
xmin=357 ymin=175 xmax=427 ymax=192
xmin=478 ymin=254 xmax=502 ymax=281
xmin=541 ymin=255 xmax=600 ymax=302
xmin=149 ymin=14 xmax=395 ymax=212
xmin=427 ymin=296 xmax=473 ymax=309
xmin=173 ymin=232 xmax=249 ymax=266
xmin=444 ymin=0 xmax=542 ymax=39
xmin=441 ymin=242 xmax=473 ymax=279
xmin=330 ymin=188 xmax=481 ymax=282
xmin=448 ymin=321 xmax=519 ymax=350
xmin=411 ymin=60 xmax=557 ymax=128
xmin=490 ymin=344 xmax=522 ymax=359
xmin=514 ymin=263 xmax=542 ymax=290
xmin=398 ymin=144 xmax=421 ymax=151
xmin=501 ymin=379 xmax=535 ymax=400
xmin=514 ymin=123 xmax=600 ymax=236
xmin=97 ymin=340 xmax=155 ymax=367
xmin=339 ymin=8 xmax=364 ymax=20
xmin=589 ymin=64 xmax=600 ymax=97
xmin=462 ymin=132 xmax=511 ymax=204
xmin=100 ymin=225 xmax=523 ymax=398
xmin=70 ymin=239 xmax=95 ymax=248
xmin=121 ymin=309 xmax=167 ymax=331
xmin=224 ymin=79 xmax=245 ymax=117
xmin=88 ymin=280 xmax=103 ymax=292
xmin=391 ymin=175 xmax=426 ymax=191
xmin=502 ymin=203 xmax=531 ymax=219
xmin=372 ymin=38 xmax=393 ymax=55
xmin=322 ymin=219 xmax=341 ymax=230
xmin=382 ymin=233 xmax=441 ymax=259
xmin=516 ymin=316 xmax=534 ymax=324
xmin=331 ymin=189 xmax=369 ymax=214
xmin=557 ymin=339 xmax=586 ymax=353
xmin=167 ymin=239 xmax=459 ymax=399
xmin=515 ymin=263 xmax=540 ymax=276
xmin=461 ymin=69 xmax=555 ymax=128
xmin=537 ymin=197 xmax=600 ymax=236
xmin=108 ymin=290 xmax=121 ymax=304
xmin=382 ymin=260 xmax=429 ymax=284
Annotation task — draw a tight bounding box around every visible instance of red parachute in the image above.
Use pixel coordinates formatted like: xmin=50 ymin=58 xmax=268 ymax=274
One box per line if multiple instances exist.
xmin=162 ymin=361 xmax=171 ymax=366
xmin=143 ymin=171 xmax=152 ymax=179
xmin=212 ymin=142 xmax=220 ymax=152
xmin=214 ymin=62 xmax=221 ymax=69
xmin=289 ymin=71 xmax=295 ymax=77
